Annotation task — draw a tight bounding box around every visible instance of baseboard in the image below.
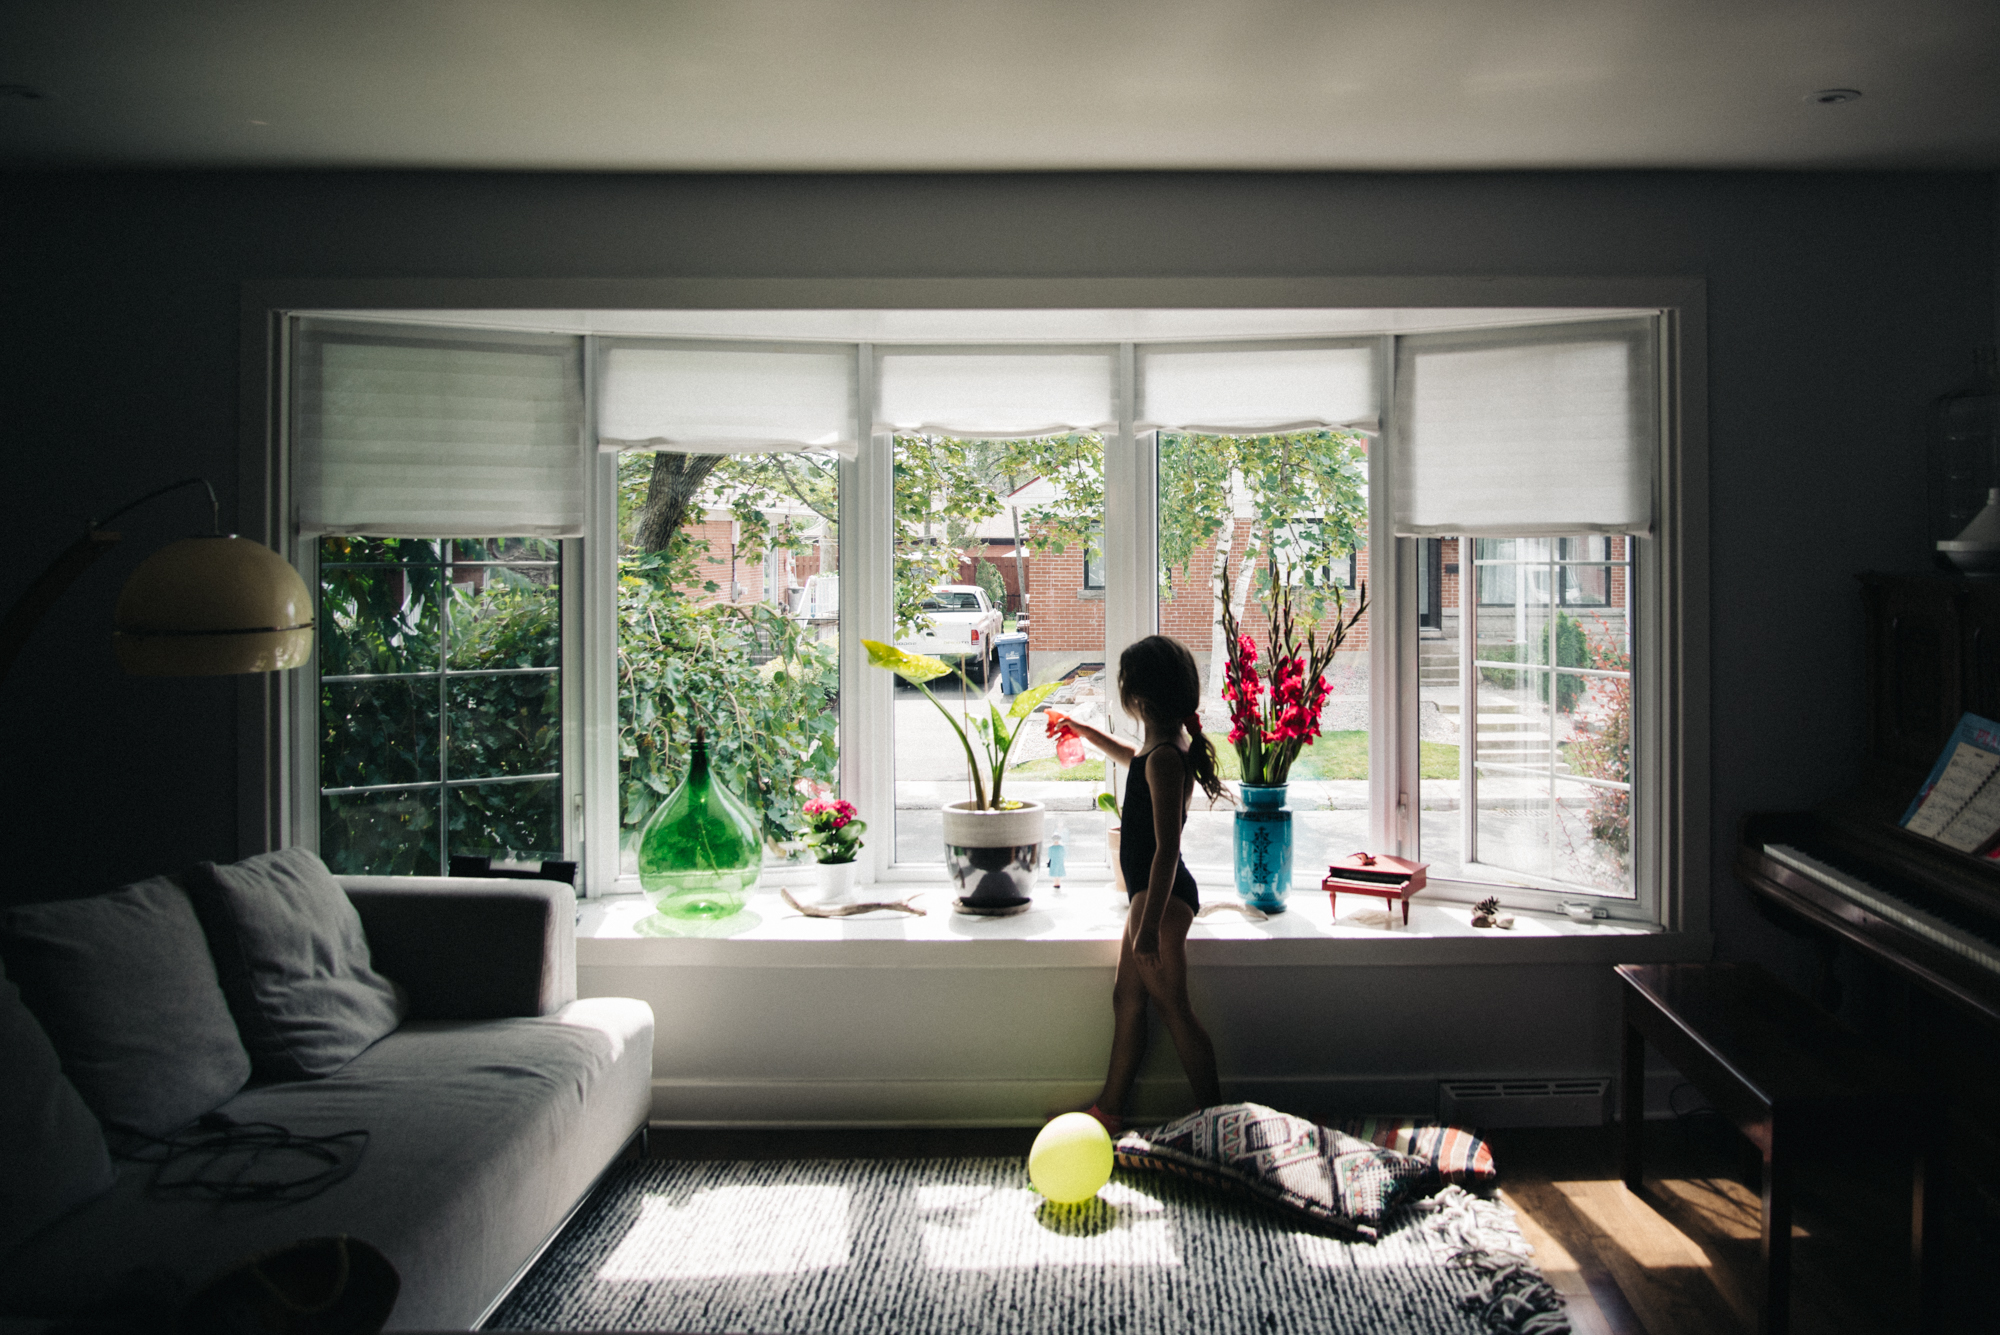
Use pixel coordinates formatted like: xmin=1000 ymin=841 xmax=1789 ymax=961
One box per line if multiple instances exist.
xmin=645 ymin=1070 xmax=1690 ymax=1129
xmin=649 ymin=1075 xmax=1437 ymax=1127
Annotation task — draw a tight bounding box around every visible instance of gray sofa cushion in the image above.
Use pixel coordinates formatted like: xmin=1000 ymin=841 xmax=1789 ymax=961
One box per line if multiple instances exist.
xmin=184 ymin=850 xmax=407 ymax=1080
xmin=0 ymin=878 xmax=251 ymax=1137
xmin=0 ymin=964 xmax=115 ymax=1253
xmin=0 ymin=997 xmax=655 ymax=1332
xmin=340 ymin=876 xmax=576 ymax=1019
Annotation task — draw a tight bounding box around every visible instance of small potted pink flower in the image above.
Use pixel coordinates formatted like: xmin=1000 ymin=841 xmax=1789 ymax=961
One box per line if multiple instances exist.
xmin=802 ymin=796 xmax=867 ymax=904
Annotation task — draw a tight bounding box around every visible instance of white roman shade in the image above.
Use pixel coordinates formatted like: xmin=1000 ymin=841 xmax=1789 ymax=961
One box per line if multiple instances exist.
xmin=296 ymin=321 xmax=586 ymax=538
xmin=876 ymin=348 xmax=1116 ymax=438
xmin=597 ymin=342 xmax=859 ymax=459
xmin=1136 ymin=342 xmax=1378 ymax=433
xmin=1392 ymin=318 xmax=1657 ymax=537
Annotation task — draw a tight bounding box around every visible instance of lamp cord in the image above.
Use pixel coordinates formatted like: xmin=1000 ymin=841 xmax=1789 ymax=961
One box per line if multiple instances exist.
xmin=91 ymin=476 xmax=220 ymax=536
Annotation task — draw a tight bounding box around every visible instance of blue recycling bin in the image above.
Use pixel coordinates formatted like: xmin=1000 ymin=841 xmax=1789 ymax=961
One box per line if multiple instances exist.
xmin=994 ymin=632 xmax=1030 ymax=696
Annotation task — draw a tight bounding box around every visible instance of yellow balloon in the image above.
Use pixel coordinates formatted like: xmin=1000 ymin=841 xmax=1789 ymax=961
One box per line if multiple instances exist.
xmin=1029 ymin=1112 xmax=1114 ymax=1204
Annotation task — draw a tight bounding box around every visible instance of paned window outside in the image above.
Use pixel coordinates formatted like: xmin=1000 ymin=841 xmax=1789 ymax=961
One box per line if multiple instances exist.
xmin=892 ymin=433 xmax=1109 ymax=867
xmin=317 ymin=538 xmax=562 ymax=875
xmin=1420 ymin=536 xmax=1634 ymax=897
xmin=615 ymin=450 xmax=841 ymax=879
xmin=1157 ymin=430 xmax=1372 ymax=883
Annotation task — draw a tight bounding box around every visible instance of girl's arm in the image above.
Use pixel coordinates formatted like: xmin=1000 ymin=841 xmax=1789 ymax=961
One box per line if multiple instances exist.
xmin=1135 ymin=746 xmax=1185 ymax=959
xmin=1061 ymin=716 xmax=1136 ymax=768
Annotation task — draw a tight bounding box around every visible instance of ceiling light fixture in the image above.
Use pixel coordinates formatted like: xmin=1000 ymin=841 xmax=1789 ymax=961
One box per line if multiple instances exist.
xmin=1806 ymin=89 xmax=1862 ymax=105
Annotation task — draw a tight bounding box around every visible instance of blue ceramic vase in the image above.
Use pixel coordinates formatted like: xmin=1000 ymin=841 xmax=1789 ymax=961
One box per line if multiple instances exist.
xmin=1234 ymin=782 xmax=1292 ymax=913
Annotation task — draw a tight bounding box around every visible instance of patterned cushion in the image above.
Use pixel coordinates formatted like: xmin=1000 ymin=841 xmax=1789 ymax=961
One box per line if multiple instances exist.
xmin=1334 ymin=1117 xmax=1497 ymax=1185
xmin=1113 ymin=1102 xmax=1436 ymax=1240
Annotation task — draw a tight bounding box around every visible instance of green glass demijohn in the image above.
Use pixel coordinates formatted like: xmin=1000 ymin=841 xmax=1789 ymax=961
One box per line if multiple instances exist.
xmin=637 ymin=730 xmax=761 ymax=918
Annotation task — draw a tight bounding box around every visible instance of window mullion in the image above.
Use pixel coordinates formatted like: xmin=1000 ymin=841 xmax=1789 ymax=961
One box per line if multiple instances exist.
xmin=1369 ymin=333 xmax=1405 ymax=856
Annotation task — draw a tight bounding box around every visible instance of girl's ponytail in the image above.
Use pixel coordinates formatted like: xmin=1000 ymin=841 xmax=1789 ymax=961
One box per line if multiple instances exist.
xmin=1183 ymin=713 xmax=1225 ymax=804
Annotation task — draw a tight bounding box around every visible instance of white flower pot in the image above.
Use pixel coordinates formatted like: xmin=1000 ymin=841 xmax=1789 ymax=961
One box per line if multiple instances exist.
xmin=940 ymin=799 xmax=1045 ymax=903
xmin=812 ymin=859 xmax=860 ymax=905
xmin=1107 ymin=825 xmax=1127 ymax=896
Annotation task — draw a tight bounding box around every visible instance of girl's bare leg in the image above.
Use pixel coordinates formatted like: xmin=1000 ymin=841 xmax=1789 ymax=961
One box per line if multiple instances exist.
xmin=1092 ymin=897 xmax=1152 ymax=1119
xmin=1136 ymin=895 xmax=1221 ymax=1106
xmin=1095 ymin=892 xmax=1221 ymax=1116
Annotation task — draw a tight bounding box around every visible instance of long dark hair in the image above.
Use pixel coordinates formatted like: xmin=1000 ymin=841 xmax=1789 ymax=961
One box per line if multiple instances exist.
xmin=1118 ymin=635 xmax=1225 ymax=803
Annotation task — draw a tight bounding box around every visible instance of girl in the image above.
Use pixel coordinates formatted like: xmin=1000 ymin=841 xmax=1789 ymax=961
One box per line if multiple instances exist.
xmin=1056 ymin=634 xmax=1225 ymax=1133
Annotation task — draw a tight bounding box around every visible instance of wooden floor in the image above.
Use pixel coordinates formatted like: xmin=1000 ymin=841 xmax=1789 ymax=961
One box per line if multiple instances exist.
xmin=652 ymin=1118 xmax=1922 ymax=1335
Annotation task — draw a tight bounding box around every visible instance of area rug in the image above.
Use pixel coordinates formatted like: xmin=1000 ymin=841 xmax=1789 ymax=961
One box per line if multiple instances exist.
xmin=488 ymin=1159 xmax=1568 ymax=1335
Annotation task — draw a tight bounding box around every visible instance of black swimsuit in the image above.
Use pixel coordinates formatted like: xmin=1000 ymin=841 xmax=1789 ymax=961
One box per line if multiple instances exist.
xmin=1120 ymin=746 xmax=1200 ymax=910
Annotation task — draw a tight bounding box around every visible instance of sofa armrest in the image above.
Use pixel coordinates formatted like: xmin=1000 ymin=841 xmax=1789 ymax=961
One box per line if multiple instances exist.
xmin=339 ymin=877 xmax=576 ymax=1020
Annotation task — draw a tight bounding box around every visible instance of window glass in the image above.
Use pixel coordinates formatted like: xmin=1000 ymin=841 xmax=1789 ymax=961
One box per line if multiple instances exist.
xmin=893 ymin=434 xmax=1108 ymax=869
xmin=1157 ymin=430 xmax=1371 ymax=886
xmin=318 ymin=537 xmax=562 ymax=875
xmin=1422 ymin=535 xmax=1633 ymax=897
xmin=615 ymin=451 xmax=840 ymax=878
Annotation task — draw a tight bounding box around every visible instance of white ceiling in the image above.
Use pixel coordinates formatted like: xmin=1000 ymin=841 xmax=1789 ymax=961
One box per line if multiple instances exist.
xmin=3 ymin=1 xmax=1997 ymax=172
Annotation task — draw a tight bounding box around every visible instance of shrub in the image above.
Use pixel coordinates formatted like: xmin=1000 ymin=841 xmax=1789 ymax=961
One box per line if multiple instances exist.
xmin=1477 ymin=611 xmax=1589 ymax=713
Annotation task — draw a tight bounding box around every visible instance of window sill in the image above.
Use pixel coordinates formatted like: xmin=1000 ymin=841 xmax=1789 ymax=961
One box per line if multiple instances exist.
xmin=576 ymin=887 xmax=1707 ymax=969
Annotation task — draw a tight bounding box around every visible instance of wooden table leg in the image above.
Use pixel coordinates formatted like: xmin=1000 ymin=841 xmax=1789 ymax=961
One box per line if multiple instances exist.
xmin=1761 ymin=1119 xmax=1793 ymax=1335
xmin=1621 ymin=1016 xmax=1645 ymax=1192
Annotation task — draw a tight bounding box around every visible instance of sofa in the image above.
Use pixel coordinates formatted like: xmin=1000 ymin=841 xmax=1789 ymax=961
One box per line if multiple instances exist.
xmin=0 ymin=852 xmax=654 ymax=1331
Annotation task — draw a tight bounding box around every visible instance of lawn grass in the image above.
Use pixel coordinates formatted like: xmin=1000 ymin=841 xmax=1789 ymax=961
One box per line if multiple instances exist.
xmin=1009 ymin=731 xmax=1459 ymax=781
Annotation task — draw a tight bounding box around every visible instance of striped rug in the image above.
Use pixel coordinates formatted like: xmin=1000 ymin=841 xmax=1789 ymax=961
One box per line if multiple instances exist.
xmin=489 ymin=1158 xmax=1568 ymax=1334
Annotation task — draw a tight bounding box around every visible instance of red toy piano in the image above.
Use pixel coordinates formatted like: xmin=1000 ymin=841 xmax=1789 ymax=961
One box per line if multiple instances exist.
xmin=1322 ymin=853 xmax=1428 ymax=926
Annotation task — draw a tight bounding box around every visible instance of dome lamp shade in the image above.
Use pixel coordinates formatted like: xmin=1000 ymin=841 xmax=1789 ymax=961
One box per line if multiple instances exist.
xmin=112 ymin=535 xmax=315 ymax=676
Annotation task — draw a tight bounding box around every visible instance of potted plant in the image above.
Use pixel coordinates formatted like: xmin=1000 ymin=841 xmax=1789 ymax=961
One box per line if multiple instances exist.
xmin=801 ymin=796 xmax=866 ymax=904
xmin=1096 ymin=790 xmax=1125 ymax=895
xmin=862 ymin=639 xmax=1058 ymax=905
xmin=1219 ymin=555 xmax=1367 ymax=912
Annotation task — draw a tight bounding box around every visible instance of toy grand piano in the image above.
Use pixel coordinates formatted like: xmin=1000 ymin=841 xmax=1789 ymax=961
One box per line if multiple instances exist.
xmin=1322 ymin=853 xmax=1428 ymax=926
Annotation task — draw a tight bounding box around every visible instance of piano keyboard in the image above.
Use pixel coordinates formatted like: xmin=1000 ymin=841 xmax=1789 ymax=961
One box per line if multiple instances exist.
xmin=1765 ymin=843 xmax=2000 ymax=976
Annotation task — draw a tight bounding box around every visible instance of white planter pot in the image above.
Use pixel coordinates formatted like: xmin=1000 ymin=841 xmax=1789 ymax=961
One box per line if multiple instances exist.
xmin=1107 ymin=825 xmax=1127 ymax=896
xmin=940 ymin=799 xmax=1046 ymax=903
xmin=812 ymin=859 xmax=860 ymax=905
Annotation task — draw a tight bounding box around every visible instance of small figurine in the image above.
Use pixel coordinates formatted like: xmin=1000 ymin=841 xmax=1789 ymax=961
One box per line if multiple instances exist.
xmin=1047 ymin=823 xmax=1067 ymax=893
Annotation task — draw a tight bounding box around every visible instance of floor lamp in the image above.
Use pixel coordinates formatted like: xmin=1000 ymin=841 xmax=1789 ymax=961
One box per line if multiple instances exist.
xmin=0 ymin=477 xmax=314 ymax=681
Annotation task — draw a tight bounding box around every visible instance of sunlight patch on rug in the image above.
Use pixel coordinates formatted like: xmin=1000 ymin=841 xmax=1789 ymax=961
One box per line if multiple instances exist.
xmin=917 ymin=1180 xmax=1180 ymax=1270
xmin=596 ymin=1184 xmax=851 ymax=1280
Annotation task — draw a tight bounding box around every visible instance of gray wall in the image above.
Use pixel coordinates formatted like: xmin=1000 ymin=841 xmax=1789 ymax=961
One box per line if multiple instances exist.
xmin=2 ymin=169 xmax=1995 ymax=994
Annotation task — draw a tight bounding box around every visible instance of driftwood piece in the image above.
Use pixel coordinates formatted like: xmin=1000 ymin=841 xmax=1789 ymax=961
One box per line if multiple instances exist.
xmin=780 ymin=887 xmax=927 ymax=918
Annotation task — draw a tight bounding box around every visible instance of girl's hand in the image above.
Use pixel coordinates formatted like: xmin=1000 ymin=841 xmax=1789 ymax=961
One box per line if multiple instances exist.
xmin=1134 ymin=925 xmax=1161 ymax=962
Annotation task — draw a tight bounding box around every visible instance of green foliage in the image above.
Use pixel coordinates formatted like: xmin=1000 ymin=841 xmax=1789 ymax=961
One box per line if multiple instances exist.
xmin=317 ymin=538 xmax=564 ymax=876
xmin=618 ymin=550 xmax=840 ymax=855
xmin=1567 ymin=633 xmax=1633 ymax=861
xmin=1477 ymin=612 xmax=1590 ymax=713
xmin=974 ymin=557 xmax=1007 ymax=611
xmin=1160 ymin=430 xmax=1368 ymax=618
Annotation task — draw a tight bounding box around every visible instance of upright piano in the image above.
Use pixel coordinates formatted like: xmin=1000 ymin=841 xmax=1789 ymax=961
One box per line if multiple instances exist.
xmin=1737 ymin=572 xmax=2000 ymax=1299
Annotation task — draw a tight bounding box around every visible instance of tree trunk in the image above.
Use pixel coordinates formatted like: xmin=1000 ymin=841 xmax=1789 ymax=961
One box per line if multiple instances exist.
xmin=635 ymin=451 xmax=724 ymax=554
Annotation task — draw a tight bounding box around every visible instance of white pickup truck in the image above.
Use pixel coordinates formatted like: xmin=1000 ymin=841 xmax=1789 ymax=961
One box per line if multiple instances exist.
xmin=899 ymin=585 xmax=1003 ymax=682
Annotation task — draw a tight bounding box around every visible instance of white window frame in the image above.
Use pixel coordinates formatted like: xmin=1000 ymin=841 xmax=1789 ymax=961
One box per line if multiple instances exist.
xmin=247 ymin=282 xmax=1702 ymax=940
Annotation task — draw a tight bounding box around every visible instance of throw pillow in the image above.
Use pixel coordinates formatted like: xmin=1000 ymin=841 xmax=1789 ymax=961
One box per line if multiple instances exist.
xmin=1113 ymin=1102 xmax=1436 ymax=1240
xmin=0 ymin=963 xmax=116 ymax=1252
xmin=1334 ymin=1116 xmax=1498 ymax=1185
xmin=183 ymin=848 xmax=407 ymax=1080
xmin=0 ymin=877 xmax=252 ymax=1137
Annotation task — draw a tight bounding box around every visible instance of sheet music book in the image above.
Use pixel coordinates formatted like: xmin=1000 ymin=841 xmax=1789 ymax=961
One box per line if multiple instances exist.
xmin=1903 ymin=713 xmax=2000 ymax=854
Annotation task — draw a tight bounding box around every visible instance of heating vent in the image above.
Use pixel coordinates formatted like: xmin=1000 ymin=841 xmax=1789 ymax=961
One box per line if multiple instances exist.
xmin=1438 ymin=1078 xmax=1610 ymax=1128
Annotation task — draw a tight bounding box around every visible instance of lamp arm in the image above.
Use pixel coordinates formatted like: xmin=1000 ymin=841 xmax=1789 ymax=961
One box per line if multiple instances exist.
xmin=0 ymin=530 xmax=122 ymax=682
xmin=0 ymin=477 xmax=223 ymax=683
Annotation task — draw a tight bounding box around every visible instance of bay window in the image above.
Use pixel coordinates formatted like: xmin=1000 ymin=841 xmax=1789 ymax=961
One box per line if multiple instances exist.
xmin=287 ymin=308 xmax=1671 ymax=922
